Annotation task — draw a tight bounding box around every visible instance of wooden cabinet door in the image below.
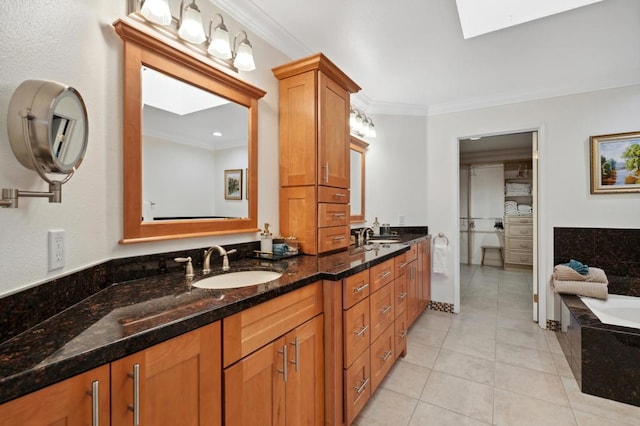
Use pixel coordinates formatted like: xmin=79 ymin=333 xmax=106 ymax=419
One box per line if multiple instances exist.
xmin=0 ymin=365 xmax=110 ymax=426
xmin=317 ymin=72 xmax=350 ymax=189
xmin=225 ymin=336 xmax=287 ymax=426
xmin=407 ymin=261 xmax=419 ymax=325
xmin=421 ymin=240 xmax=431 ymax=310
xmin=278 ymin=71 xmax=317 ymax=187
xmin=112 ymin=322 xmax=221 ymax=426
xmin=285 ymin=315 xmax=324 ymax=426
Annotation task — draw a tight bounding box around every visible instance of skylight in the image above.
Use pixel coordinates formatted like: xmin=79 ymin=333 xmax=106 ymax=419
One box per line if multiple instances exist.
xmin=455 ymin=0 xmax=603 ymax=39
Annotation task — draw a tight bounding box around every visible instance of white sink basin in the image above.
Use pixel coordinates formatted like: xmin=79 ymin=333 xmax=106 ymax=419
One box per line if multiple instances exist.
xmin=367 ymin=239 xmax=401 ymax=244
xmin=192 ymin=270 xmax=282 ymax=289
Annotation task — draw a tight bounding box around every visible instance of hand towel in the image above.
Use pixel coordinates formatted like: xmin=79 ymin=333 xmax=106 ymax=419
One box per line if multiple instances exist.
xmin=432 ymin=240 xmax=448 ymax=274
xmin=564 ymin=259 xmax=589 ymax=275
xmin=550 ymin=265 xmax=609 ymax=299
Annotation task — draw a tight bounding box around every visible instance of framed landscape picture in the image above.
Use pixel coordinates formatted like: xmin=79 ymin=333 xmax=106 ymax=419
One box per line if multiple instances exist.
xmin=590 ymin=132 xmax=640 ymax=194
xmin=224 ymin=169 xmax=242 ymax=200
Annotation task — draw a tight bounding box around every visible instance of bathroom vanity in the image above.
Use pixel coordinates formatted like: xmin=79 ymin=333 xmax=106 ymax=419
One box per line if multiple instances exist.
xmin=0 ymin=235 xmax=431 ymax=425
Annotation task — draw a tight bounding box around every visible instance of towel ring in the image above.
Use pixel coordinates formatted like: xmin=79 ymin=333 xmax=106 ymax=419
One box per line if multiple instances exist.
xmin=433 ymin=232 xmax=449 ymax=246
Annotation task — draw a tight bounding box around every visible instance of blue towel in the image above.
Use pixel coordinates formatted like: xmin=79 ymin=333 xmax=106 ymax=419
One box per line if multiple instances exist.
xmin=564 ymin=259 xmax=589 ymax=275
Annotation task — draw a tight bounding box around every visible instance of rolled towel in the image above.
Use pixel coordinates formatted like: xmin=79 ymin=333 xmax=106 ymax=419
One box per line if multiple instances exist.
xmin=564 ymin=259 xmax=588 ymax=275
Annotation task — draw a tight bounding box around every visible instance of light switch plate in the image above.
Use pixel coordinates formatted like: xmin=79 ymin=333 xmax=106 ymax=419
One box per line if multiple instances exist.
xmin=48 ymin=229 xmax=65 ymax=270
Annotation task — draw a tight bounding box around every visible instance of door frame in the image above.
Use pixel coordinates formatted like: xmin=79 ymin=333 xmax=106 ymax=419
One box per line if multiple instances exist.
xmin=454 ymin=126 xmax=546 ymax=327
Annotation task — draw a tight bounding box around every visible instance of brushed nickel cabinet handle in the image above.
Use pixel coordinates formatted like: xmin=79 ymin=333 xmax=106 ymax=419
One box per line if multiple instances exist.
xmin=354 ymin=377 xmax=370 ymax=394
xmin=380 ymin=305 xmax=392 ymax=315
xmin=398 ymin=262 xmax=408 ymax=269
xmin=86 ymin=380 xmax=100 ymax=426
xmin=127 ymin=364 xmax=140 ymax=426
xmin=332 ymin=235 xmax=346 ymax=241
xmin=379 ymin=271 xmax=391 ymax=279
xmin=353 ymin=283 xmax=369 ymax=293
xmin=379 ymin=350 xmax=392 ymax=362
xmin=398 ymin=292 xmax=408 ymax=300
xmin=277 ymin=345 xmax=288 ymax=382
xmin=324 ymin=162 xmax=329 ymax=183
xmin=289 ymin=337 xmax=299 ymax=372
xmin=333 ymin=192 xmax=347 ymax=198
xmin=399 ymin=329 xmax=408 ymax=339
xmin=354 ymin=324 xmax=369 ymax=337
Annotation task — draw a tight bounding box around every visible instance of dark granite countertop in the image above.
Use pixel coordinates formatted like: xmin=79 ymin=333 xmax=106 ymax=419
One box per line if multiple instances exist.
xmin=0 ymin=236 xmax=428 ymax=404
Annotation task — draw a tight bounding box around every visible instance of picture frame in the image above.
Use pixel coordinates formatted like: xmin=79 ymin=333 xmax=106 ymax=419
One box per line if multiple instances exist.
xmin=590 ymin=132 xmax=640 ymax=194
xmin=224 ymin=169 xmax=243 ymax=200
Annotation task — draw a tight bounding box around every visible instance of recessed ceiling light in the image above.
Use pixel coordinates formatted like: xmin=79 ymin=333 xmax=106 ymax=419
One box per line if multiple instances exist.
xmin=213 ymin=131 xmax=222 ymax=137
xmin=469 ymin=136 xmax=481 ymax=140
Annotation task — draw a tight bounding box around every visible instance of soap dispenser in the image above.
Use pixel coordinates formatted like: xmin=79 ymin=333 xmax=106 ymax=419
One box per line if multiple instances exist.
xmin=372 ymin=217 xmax=380 ymax=236
xmin=260 ymin=223 xmax=273 ymax=253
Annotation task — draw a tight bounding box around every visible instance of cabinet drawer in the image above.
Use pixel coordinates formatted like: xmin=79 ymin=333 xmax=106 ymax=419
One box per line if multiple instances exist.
xmin=318 ymin=186 xmax=349 ymax=204
xmin=370 ymin=259 xmax=394 ymax=293
xmin=394 ymin=310 xmax=409 ymax=360
xmin=507 ymin=224 xmax=533 ymax=237
xmin=394 ymin=252 xmax=411 ymax=277
xmin=343 ymin=269 xmax=370 ymax=309
xmin=505 ymin=251 xmax=533 ymax=265
xmin=223 ymin=281 xmax=322 ymax=366
xmin=369 ymin=283 xmax=394 ymax=342
xmin=343 ymin=299 xmax=370 ymax=368
xmin=505 ymin=215 xmax=533 ymax=225
xmin=406 ymin=244 xmax=418 ymax=262
xmin=344 ymin=348 xmax=371 ymax=426
xmin=505 ymin=238 xmax=533 ymax=251
xmin=318 ymin=226 xmax=350 ymax=253
xmin=318 ymin=203 xmax=349 ymax=227
xmin=370 ymin=324 xmax=395 ymax=393
xmin=394 ymin=274 xmax=408 ymax=317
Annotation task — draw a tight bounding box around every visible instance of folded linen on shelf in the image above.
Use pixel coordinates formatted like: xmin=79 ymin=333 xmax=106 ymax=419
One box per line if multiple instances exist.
xmin=550 ymin=264 xmax=609 ymax=299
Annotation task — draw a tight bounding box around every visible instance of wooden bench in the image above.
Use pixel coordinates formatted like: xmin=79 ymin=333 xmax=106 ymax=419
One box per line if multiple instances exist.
xmin=481 ymin=245 xmax=503 ymax=266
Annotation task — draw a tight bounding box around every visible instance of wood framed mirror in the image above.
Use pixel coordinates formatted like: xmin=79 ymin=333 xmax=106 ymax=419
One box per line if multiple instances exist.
xmin=350 ymin=136 xmax=368 ymax=223
xmin=114 ymin=17 xmax=265 ymax=243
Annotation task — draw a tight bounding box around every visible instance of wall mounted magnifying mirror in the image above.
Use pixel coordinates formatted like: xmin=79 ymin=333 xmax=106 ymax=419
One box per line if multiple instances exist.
xmin=350 ymin=136 xmax=368 ymax=223
xmin=114 ymin=17 xmax=265 ymax=243
xmin=1 ymin=80 xmax=88 ymax=208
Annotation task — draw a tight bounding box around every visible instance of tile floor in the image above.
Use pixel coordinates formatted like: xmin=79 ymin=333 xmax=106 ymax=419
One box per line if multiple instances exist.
xmin=353 ymin=264 xmax=640 ymax=425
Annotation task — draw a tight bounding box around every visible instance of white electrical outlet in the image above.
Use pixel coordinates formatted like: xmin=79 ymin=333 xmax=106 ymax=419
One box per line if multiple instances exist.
xmin=398 ymin=215 xmax=406 ymax=226
xmin=48 ymin=230 xmax=65 ymax=271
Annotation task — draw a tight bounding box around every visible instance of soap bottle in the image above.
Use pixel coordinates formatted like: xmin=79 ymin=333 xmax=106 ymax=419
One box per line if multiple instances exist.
xmin=261 ymin=223 xmax=273 ymax=253
xmin=372 ymin=217 xmax=380 ymax=236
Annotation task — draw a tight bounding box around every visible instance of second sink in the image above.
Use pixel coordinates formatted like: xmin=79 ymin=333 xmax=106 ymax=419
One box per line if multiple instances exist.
xmin=192 ymin=270 xmax=283 ymax=289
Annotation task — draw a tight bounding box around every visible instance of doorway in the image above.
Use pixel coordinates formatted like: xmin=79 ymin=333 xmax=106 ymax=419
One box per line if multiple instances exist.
xmin=458 ymin=131 xmax=539 ymax=322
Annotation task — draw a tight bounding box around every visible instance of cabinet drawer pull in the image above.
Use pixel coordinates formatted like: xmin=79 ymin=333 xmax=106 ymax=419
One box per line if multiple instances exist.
xmin=333 ymin=261 xmax=346 ymax=268
xmin=354 ymin=377 xmax=370 ymax=394
xmin=324 ymin=162 xmax=329 ymax=183
xmin=519 ymin=230 xmax=529 ymax=234
xmin=127 ymin=364 xmax=140 ymax=426
xmin=332 ymin=235 xmax=346 ymax=241
xmin=399 ymin=329 xmax=408 ymax=339
xmin=398 ymin=292 xmax=408 ymax=300
xmin=333 ymin=192 xmax=347 ymax=198
xmin=332 ymin=213 xmax=346 ymax=218
xmin=353 ymin=283 xmax=369 ymax=293
xmin=354 ymin=324 xmax=369 ymax=337
xmin=289 ymin=337 xmax=299 ymax=372
xmin=379 ymin=305 xmax=392 ymax=315
xmin=87 ymin=380 xmax=100 ymax=426
xmin=519 ymin=244 xmax=528 ymax=248
xmin=398 ymin=262 xmax=408 ymax=269
xmin=379 ymin=350 xmax=392 ymax=362
xmin=277 ymin=344 xmax=288 ymax=382
xmin=379 ymin=271 xmax=391 ymax=279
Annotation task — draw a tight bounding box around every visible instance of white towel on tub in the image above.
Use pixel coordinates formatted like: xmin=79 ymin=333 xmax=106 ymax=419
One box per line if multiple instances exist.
xmin=432 ymin=240 xmax=448 ymax=274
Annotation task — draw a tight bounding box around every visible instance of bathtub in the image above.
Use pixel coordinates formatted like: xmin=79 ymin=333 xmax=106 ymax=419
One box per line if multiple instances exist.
xmin=559 ymin=294 xmax=640 ymax=407
xmin=579 ymin=294 xmax=640 ymax=329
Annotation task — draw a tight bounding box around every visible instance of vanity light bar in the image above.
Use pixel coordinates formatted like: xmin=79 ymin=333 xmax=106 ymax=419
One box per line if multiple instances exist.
xmin=134 ymin=0 xmax=256 ymax=72
xmin=350 ymin=107 xmax=376 ymax=138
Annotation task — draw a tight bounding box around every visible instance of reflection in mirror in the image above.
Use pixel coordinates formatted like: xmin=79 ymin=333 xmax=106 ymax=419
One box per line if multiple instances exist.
xmin=141 ymin=67 xmax=249 ymax=221
xmin=350 ymin=136 xmax=368 ymax=223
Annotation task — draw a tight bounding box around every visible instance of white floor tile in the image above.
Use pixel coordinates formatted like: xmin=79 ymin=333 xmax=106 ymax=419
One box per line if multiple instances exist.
xmin=494 ymin=362 xmax=569 ymax=406
xmin=493 ymin=388 xmax=577 ymax=426
xmin=409 ymin=401 xmax=491 ymax=426
xmin=433 ymin=349 xmax=495 ymax=385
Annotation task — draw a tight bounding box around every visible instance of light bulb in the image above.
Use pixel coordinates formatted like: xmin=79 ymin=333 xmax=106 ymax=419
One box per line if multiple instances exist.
xmin=178 ymin=2 xmax=206 ymax=44
xmin=141 ymin=0 xmax=172 ymax=25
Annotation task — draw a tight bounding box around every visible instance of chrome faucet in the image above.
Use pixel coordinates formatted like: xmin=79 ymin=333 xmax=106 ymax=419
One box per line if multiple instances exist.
xmin=357 ymin=227 xmax=374 ymax=246
xmin=203 ymin=245 xmax=237 ymax=273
